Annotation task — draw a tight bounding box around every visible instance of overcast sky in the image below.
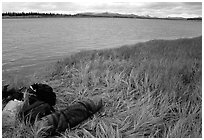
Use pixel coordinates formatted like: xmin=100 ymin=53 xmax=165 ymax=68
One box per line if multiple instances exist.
xmin=2 ymin=2 xmax=202 ymax=18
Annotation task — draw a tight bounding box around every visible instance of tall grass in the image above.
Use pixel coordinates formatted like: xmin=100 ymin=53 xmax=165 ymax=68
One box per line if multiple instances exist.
xmin=3 ymin=36 xmax=202 ymax=138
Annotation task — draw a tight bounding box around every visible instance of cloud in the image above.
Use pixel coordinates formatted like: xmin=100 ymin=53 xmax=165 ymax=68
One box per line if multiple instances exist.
xmin=3 ymin=2 xmax=80 ymax=13
xmin=2 ymin=2 xmax=202 ymax=18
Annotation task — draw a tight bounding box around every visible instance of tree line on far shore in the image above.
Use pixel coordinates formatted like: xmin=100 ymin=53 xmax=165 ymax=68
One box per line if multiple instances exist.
xmin=2 ymin=12 xmax=68 ymax=17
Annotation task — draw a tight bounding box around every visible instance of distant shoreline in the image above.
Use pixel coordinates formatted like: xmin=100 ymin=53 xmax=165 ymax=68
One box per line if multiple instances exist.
xmin=2 ymin=17 xmax=202 ymax=22
xmin=2 ymin=12 xmax=202 ymax=21
xmin=2 ymin=16 xmax=202 ymax=21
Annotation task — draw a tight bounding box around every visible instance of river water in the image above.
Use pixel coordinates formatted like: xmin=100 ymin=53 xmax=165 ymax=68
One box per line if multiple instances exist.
xmin=2 ymin=18 xmax=202 ymax=82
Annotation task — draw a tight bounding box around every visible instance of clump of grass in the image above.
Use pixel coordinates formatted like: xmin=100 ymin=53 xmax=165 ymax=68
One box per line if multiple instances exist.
xmin=2 ymin=36 xmax=202 ymax=138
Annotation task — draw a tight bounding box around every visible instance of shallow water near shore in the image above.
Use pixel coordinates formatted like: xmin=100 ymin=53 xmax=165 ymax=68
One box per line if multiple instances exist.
xmin=2 ymin=18 xmax=202 ymax=82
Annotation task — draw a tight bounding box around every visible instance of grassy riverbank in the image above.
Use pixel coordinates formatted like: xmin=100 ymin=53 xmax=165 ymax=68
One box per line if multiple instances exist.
xmin=3 ymin=36 xmax=202 ymax=138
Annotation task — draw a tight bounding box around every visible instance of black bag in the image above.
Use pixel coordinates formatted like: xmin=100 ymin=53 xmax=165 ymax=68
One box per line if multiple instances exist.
xmin=19 ymin=83 xmax=56 ymax=124
xmin=2 ymin=85 xmax=24 ymax=102
xmin=27 ymin=83 xmax=56 ymax=106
